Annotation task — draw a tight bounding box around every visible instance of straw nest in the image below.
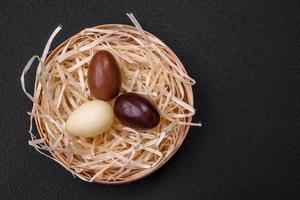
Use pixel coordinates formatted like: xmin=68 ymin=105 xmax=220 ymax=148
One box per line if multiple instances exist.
xmin=21 ymin=14 xmax=201 ymax=184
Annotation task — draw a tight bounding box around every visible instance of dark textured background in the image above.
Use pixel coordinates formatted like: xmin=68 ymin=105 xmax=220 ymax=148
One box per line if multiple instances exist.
xmin=1 ymin=0 xmax=299 ymax=199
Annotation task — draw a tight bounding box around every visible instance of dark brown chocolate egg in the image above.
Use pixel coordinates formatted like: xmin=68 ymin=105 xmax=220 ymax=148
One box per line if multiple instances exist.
xmin=88 ymin=50 xmax=121 ymax=101
xmin=114 ymin=93 xmax=160 ymax=129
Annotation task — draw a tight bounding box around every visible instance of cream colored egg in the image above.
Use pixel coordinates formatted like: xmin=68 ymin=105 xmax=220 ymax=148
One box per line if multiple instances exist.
xmin=66 ymin=100 xmax=114 ymax=137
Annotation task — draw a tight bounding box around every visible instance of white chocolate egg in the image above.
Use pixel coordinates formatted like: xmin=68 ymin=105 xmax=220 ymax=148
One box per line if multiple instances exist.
xmin=66 ymin=100 xmax=114 ymax=137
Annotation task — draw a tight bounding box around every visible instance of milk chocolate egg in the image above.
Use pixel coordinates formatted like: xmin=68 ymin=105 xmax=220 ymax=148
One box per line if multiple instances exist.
xmin=114 ymin=93 xmax=160 ymax=129
xmin=88 ymin=50 xmax=121 ymax=101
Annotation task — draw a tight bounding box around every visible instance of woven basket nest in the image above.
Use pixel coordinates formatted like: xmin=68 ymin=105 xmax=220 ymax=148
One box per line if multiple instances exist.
xmin=21 ymin=14 xmax=201 ymax=184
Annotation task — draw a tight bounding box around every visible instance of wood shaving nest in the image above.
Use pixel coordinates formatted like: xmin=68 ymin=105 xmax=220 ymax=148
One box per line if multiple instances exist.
xmin=21 ymin=14 xmax=201 ymax=184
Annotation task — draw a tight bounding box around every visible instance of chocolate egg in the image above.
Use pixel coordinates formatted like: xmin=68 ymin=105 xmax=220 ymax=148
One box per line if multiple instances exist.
xmin=114 ymin=93 xmax=160 ymax=129
xmin=66 ymin=100 xmax=114 ymax=137
xmin=88 ymin=50 xmax=121 ymax=101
